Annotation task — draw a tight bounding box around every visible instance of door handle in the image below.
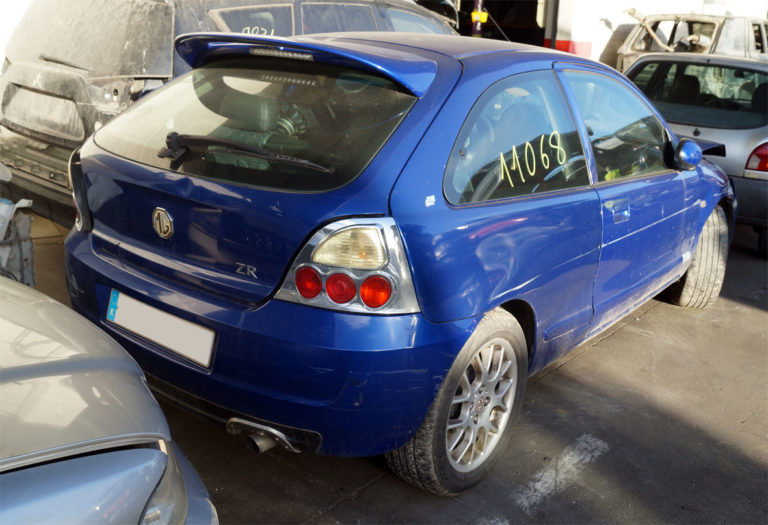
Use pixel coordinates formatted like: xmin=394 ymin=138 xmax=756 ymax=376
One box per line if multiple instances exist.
xmin=606 ymin=199 xmax=630 ymax=223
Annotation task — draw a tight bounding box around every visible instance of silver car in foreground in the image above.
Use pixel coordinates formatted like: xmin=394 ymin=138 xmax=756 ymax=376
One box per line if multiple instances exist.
xmin=0 ymin=277 xmax=217 ymax=524
xmin=627 ymin=52 xmax=768 ymax=255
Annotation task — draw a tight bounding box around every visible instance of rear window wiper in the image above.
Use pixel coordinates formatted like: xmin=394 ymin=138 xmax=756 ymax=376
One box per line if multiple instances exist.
xmin=158 ymin=132 xmax=333 ymax=174
xmin=39 ymin=54 xmax=89 ymax=71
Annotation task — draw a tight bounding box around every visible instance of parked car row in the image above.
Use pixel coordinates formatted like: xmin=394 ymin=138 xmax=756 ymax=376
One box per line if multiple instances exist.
xmin=61 ymin=31 xmax=732 ymax=495
xmin=616 ymin=13 xmax=768 ymax=72
xmin=0 ymin=5 xmax=747 ymax=514
xmin=0 ymin=0 xmax=455 ymax=223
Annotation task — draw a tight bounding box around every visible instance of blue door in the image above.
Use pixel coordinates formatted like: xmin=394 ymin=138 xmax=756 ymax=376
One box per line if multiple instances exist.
xmin=562 ymin=69 xmax=687 ymax=334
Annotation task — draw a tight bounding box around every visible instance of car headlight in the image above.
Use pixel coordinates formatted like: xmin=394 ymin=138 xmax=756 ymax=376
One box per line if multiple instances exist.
xmin=141 ymin=441 xmax=188 ymax=524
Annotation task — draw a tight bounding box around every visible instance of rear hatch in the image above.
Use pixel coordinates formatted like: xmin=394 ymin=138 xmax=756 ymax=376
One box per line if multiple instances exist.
xmin=0 ymin=0 xmax=172 ymax=191
xmin=80 ymin=38 xmax=451 ymax=304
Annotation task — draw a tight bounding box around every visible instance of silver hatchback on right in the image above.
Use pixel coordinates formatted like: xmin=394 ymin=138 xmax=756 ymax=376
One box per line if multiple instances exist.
xmin=627 ymin=53 xmax=768 ymax=255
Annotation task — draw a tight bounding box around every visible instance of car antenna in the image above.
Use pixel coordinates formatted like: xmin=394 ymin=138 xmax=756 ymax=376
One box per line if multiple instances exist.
xmin=483 ymin=9 xmax=511 ymax=42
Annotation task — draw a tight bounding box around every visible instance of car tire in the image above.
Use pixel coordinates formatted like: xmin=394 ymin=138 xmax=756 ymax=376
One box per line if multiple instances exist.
xmin=385 ymin=308 xmax=527 ymax=495
xmin=666 ymin=205 xmax=728 ymax=309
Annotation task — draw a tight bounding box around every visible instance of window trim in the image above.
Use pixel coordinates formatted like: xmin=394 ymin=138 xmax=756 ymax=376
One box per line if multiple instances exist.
xmin=441 ymin=67 xmax=593 ymax=207
xmin=556 ymin=63 xmax=677 ymax=187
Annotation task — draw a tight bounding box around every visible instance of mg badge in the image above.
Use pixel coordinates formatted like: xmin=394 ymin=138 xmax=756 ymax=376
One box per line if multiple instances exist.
xmin=152 ymin=207 xmax=174 ymax=239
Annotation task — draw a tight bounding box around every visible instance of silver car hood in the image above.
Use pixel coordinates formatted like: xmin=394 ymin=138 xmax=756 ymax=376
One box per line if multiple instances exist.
xmin=0 ymin=277 xmax=170 ymax=472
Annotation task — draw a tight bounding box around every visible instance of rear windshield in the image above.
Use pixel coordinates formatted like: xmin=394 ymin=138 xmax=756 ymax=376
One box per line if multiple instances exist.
xmin=94 ymin=58 xmax=416 ymax=192
xmin=630 ymin=61 xmax=768 ymax=129
xmin=6 ymin=0 xmax=172 ymax=77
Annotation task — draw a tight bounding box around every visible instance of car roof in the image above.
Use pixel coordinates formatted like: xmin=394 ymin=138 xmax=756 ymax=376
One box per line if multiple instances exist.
xmin=176 ymin=32 xmax=560 ymax=96
xmin=627 ymin=51 xmax=768 ymax=71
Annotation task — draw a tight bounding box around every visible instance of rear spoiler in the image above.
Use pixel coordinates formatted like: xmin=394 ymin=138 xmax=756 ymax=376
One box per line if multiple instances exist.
xmin=174 ymin=33 xmax=438 ymax=97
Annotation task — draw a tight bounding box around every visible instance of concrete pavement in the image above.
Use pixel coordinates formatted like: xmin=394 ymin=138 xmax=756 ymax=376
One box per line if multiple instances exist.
xmin=27 ymin=214 xmax=768 ymax=524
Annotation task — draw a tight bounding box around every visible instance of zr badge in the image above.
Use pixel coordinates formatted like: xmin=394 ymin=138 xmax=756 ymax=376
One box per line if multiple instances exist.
xmin=236 ymin=262 xmax=258 ymax=279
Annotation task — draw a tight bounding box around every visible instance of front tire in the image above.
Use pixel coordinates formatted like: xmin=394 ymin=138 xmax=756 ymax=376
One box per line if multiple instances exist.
xmin=666 ymin=205 xmax=728 ymax=309
xmin=386 ymin=308 xmax=527 ymax=495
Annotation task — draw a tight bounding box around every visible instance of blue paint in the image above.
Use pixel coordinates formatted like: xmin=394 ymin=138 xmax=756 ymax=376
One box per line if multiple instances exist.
xmin=65 ymin=34 xmax=732 ymax=457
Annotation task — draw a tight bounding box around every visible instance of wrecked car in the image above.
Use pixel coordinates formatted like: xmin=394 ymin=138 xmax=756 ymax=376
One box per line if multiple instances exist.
xmin=0 ymin=0 xmax=455 ymax=223
xmin=616 ymin=13 xmax=768 ymax=72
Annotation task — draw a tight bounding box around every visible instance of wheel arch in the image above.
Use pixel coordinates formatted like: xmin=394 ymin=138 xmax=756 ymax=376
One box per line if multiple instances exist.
xmin=498 ymin=299 xmax=536 ymax=361
xmin=718 ymin=196 xmax=736 ymax=244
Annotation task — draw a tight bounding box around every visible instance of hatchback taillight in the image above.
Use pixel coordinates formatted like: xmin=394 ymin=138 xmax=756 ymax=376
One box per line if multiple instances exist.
xmin=745 ymin=143 xmax=768 ymax=173
xmin=276 ymin=218 xmax=419 ymax=314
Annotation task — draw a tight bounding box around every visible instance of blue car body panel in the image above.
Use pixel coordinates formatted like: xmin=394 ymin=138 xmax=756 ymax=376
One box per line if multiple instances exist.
xmin=65 ymin=33 xmax=733 ymax=457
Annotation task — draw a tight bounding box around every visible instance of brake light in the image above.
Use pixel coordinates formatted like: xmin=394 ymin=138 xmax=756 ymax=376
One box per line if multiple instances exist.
xmin=326 ymin=273 xmax=356 ymax=303
xmin=360 ymin=276 xmax=392 ymax=308
xmin=746 ymin=143 xmax=768 ymax=172
xmin=275 ymin=218 xmax=419 ymax=314
xmin=295 ymin=267 xmax=322 ymax=298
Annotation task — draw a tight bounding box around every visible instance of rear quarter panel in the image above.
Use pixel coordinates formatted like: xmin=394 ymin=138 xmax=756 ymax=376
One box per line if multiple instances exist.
xmin=390 ymin=52 xmax=603 ymax=373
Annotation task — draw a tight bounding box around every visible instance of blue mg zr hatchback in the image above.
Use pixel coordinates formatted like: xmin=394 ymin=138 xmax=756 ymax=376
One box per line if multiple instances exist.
xmin=65 ymin=32 xmax=734 ymax=494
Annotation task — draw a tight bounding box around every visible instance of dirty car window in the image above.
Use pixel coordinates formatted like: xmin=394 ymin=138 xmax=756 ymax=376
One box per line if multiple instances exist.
xmin=6 ymin=0 xmax=172 ymax=77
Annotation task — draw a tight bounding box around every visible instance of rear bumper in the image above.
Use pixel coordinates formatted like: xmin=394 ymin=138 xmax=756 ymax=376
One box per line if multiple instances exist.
xmin=731 ymin=175 xmax=767 ymax=228
xmin=65 ymin=230 xmax=475 ymax=457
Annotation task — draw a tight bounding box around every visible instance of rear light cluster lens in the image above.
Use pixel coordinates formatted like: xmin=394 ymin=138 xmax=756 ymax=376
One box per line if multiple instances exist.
xmin=360 ymin=276 xmax=392 ymax=308
xmin=276 ymin=218 xmax=420 ymax=315
xmin=295 ymin=267 xmax=322 ymax=299
xmin=294 ymin=267 xmax=393 ymax=307
xmin=746 ymin=143 xmax=768 ymax=173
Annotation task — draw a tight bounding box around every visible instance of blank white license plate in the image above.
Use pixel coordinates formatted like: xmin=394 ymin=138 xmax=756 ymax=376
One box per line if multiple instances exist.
xmin=106 ymin=289 xmax=215 ymax=367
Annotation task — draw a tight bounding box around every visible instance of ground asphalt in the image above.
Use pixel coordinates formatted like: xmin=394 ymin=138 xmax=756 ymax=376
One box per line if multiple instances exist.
xmin=28 ymin=213 xmax=767 ymax=524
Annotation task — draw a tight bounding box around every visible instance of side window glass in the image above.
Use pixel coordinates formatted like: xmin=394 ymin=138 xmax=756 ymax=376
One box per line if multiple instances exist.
xmin=634 ymin=21 xmax=675 ymax=52
xmin=302 ymin=4 xmax=377 ymax=33
xmin=564 ymin=70 xmax=668 ymax=182
xmin=209 ymin=6 xmax=294 ymax=36
xmin=753 ymin=24 xmax=765 ymax=53
xmin=382 ymin=8 xmax=450 ymax=34
xmin=630 ymin=62 xmax=659 ymax=93
xmin=444 ymin=70 xmax=589 ymax=205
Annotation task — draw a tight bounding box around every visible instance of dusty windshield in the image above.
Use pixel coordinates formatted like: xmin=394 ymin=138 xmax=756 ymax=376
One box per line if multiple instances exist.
xmin=94 ymin=58 xmax=416 ymax=192
xmin=6 ymin=0 xmax=172 ymax=77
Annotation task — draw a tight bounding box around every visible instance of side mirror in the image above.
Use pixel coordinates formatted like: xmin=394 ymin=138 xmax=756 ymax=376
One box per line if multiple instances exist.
xmin=674 ymin=138 xmax=702 ymax=171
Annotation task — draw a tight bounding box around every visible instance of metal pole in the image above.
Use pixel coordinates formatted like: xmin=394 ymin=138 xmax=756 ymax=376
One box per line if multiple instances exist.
xmin=472 ymin=0 xmax=484 ymax=37
xmin=549 ymin=0 xmax=559 ymax=49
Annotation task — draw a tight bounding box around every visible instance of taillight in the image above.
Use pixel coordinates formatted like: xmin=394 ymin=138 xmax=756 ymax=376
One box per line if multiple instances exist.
xmin=745 ymin=143 xmax=768 ymax=174
xmin=360 ymin=275 xmax=392 ymax=308
xmin=275 ymin=218 xmax=419 ymax=314
xmin=295 ymin=267 xmax=322 ymax=298
xmin=326 ymin=273 xmax=357 ymax=303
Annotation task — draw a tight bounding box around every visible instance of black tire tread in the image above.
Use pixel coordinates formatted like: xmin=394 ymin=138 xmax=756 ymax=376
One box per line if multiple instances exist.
xmin=385 ymin=309 xmax=526 ymax=495
xmin=668 ymin=205 xmax=728 ymax=309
